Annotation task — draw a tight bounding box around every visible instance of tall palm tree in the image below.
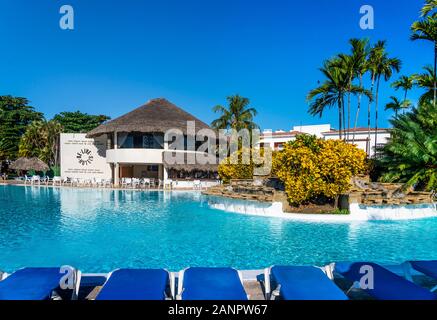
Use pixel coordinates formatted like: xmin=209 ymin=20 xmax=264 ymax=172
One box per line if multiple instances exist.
xmin=414 ymin=65 xmax=437 ymax=105
xmin=421 ymin=0 xmax=437 ymax=17
xmin=211 ymin=95 xmax=258 ymax=131
xmin=384 ymin=96 xmax=412 ymax=117
xmin=367 ymin=41 xmax=401 ymax=153
xmin=411 ymin=15 xmax=437 ymax=106
xmin=348 ymin=38 xmax=371 ymax=144
xmin=391 ymin=75 xmax=415 ymax=103
xmin=307 ymin=58 xmax=371 ymax=139
xmin=336 ymin=54 xmax=357 ymax=141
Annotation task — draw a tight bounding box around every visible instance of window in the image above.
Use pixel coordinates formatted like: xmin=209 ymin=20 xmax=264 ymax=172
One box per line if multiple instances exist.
xmin=118 ymin=132 xmax=164 ymax=149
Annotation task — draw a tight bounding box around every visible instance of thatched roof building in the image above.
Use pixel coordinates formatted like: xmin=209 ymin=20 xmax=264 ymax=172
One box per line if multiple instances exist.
xmin=87 ymin=98 xmax=212 ymax=138
xmin=10 ymin=157 xmax=49 ymax=172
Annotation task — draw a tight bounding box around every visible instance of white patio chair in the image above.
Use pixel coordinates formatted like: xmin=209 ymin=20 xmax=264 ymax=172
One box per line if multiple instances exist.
xmin=193 ymin=180 xmax=202 ymax=190
xmin=142 ymin=178 xmax=150 ymax=189
xmin=164 ymin=179 xmax=173 ymax=190
xmin=132 ymin=178 xmax=140 ymax=189
xmin=121 ymin=178 xmax=132 ymax=188
xmin=31 ymin=175 xmax=41 ymax=185
xmin=24 ymin=175 xmax=32 ymax=184
xmin=53 ymin=176 xmax=62 ymax=186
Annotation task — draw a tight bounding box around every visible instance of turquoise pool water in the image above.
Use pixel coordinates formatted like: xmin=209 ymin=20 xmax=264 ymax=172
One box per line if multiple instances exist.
xmin=1 ymin=185 xmax=437 ymax=273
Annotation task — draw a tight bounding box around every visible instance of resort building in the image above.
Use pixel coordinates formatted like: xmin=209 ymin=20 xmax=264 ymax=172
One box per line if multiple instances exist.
xmin=260 ymin=125 xmax=390 ymax=156
xmin=60 ymin=98 xmax=220 ymax=188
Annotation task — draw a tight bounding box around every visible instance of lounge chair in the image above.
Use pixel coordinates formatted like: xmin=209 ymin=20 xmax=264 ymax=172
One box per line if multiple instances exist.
xmin=264 ymin=266 xmax=348 ymax=300
xmin=0 ymin=267 xmax=81 ymax=300
xmin=404 ymin=260 xmax=437 ymax=292
xmin=331 ymin=262 xmax=436 ymax=300
xmin=177 ymin=267 xmax=248 ymax=300
xmin=95 ymin=269 xmax=172 ymax=300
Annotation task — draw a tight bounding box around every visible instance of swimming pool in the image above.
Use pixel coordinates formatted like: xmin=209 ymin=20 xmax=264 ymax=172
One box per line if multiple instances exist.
xmin=1 ymin=185 xmax=437 ymax=273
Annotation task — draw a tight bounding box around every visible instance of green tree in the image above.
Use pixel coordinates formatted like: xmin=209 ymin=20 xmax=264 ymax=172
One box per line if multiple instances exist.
xmin=52 ymin=111 xmax=110 ymax=133
xmin=348 ymin=38 xmax=371 ymax=144
xmin=384 ymin=96 xmax=412 ymax=117
xmin=411 ymin=14 xmax=437 ymax=106
xmin=211 ymin=95 xmax=258 ymax=131
xmin=307 ymin=58 xmax=371 ymax=140
xmin=18 ymin=120 xmax=63 ymax=167
xmin=377 ymin=101 xmax=437 ymax=191
xmin=414 ymin=65 xmax=437 ymax=105
xmin=0 ymin=96 xmax=43 ymax=161
xmin=367 ymin=41 xmax=401 ymax=152
xmin=391 ymin=75 xmax=415 ymax=103
xmin=421 ymin=0 xmax=437 ymax=17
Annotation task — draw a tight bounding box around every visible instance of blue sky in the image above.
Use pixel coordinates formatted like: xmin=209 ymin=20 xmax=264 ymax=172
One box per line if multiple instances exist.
xmin=0 ymin=0 xmax=431 ymax=130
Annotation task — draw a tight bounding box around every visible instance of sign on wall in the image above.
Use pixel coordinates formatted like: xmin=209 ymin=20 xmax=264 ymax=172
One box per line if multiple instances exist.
xmin=60 ymin=133 xmax=112 ymax=179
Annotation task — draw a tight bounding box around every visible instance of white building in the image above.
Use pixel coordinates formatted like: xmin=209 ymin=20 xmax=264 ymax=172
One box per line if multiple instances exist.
xmin=260 ymin=124 xmax=390 ymax=157
xmin=60 ymin=98 xmax=220 ymax=188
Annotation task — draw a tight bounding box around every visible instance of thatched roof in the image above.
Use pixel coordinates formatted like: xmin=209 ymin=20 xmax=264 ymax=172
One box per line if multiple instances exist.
xmin=87 ymin=98 xmax=212 ymax=138
xmin=10 ymin=157 xmax=49 ymax=171
xmin=162 ymin=151 xmax=218 ymax=172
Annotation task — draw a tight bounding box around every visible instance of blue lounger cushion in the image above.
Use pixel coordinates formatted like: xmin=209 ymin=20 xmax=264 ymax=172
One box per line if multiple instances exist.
xmin=0 ymin=267 xmax=67 ymax=300
xmin=96 ymin=269 xmax=169 ymax=300
xmin=410 ymin=261 xmax=437 ymax=280
xmin=181 ymin=267 xmax=248 ymax=300
xmin=335 ymin=262 xmax=436 ymax=300
xmin=270 ymin=266 xmax=348 ymax=300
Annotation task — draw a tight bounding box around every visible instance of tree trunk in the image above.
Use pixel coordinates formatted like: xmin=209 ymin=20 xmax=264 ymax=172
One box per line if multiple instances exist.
xmin=347 ymin=91 xmax=351 ymax=141
xmin=374 ymin=77 xmax=381 ymax=157
xmin=342 ymin=96 xmax=346 ymax=140
xmin=338 ymin=98 xmax=343 ymax=140
xmin=433 ymin=42 xmax=437 ymax=108
xmin=352 ymin=75 xmax=363 ymax=144
xmin=367 ymin=75 xmax=375 ymax=156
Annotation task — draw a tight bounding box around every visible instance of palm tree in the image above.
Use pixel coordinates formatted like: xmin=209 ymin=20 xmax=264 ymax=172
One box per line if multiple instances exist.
xmin=307 ymin=58 xmax=371 ymax=139
xmin=411 ymin=15 xmax=437 ymax=106
xmin=421 ymin=0 xmax=437 ymax=16
xmin=414 ymin=65 xmax=437 ymax=104
xmin=211 ymin=95 xmax=258 ymax=131
xmin=367 ymin=41 xmax=401 ymax=153
xmin=348 ymin=38 xmax=371 ymax=144
xmin=377 ymin=101 xmax=437 ymax=191
xmin=391 ymin=75 xmax=415 ymax=103
xmin=384 ymin=96 xmax=412 ymax=117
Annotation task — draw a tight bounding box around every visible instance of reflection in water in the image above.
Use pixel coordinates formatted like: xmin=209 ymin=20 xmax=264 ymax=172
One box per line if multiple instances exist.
xmin=1 ymin=185 xmax=437 ymax=273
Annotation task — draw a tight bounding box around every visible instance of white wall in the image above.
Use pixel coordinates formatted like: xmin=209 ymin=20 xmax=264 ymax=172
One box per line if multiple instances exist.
xmin=60 ymin=133 xmax=112 ymax=179
xmin=292 ymin=124 xmax=331 ymax=137
xmin=323 ymin=131 xmax=390 ymax=157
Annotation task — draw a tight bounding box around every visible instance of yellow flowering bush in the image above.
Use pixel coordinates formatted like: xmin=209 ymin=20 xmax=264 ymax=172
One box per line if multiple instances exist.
xmin=273 ymin=135 xmax=367 ymax=206
xmin=218 ymin=148 xmax=254 ymax=183
xmin=218 ymin=147 xmax=271 ymax=183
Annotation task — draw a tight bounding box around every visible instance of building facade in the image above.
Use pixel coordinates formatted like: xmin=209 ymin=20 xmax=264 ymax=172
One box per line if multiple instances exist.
xmin=260 ymin=124 xmax=390 ymax=157
xmin=60 ymin=98 xmax=219 ymax=188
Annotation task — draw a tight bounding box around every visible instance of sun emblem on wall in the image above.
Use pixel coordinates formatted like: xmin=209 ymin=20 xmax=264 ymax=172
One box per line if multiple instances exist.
xmin=77 ymin=149 xmax=94 ymax=166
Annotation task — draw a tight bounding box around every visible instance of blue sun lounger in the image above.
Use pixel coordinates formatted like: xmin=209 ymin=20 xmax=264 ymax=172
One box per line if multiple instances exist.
xmin=264 ymin=266 xmax=348 ymax=300
xmin=0 ymin=267 xmax=81 ymax=300
xmin=333 ymin=262 xmax=437 ymax=300
xmin=404 ymin=260 xmax=437 ymax=292
xmin=177 ymin=267 xmax=248 ymax=300
xmin=96 ymin=269 xmax=171 ymax=300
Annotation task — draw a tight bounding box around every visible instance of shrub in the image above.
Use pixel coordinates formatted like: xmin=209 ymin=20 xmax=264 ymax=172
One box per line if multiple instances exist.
xmin=272 ymin=135 xmax=367 ymax=206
